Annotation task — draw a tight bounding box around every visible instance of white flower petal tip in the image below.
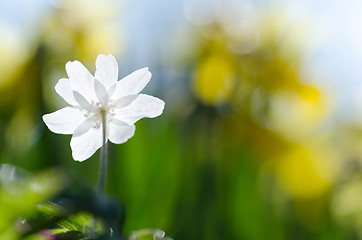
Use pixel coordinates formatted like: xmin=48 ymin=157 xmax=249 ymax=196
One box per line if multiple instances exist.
xmin=43 ymin=54 xmax=165 ymax=162
xmin=114 ymin=94 xmax=165 ymax=125
xmin=42 ymin=107 xmax=85 ymax=135
xmin=70 ymin=121 xmax=103 ymax=162
xmin=108 ymin=123 xmax=136 ymax=144
xmin=112 ymin=67 xmax=152 ymax=98
xmin=55 ymin=78 xmax=77 ymax=106
xmin=95 ymin=54 xmax=118 ymax=90
xmin=139 ymin=67 xmax=149 ymax=72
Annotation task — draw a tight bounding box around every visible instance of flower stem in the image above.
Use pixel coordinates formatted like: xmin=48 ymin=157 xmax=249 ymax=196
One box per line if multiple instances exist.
xmin=98 ymin=111 xmax=108 ymax=195
xmin=91 ymin=111 xmax=108 ymax=238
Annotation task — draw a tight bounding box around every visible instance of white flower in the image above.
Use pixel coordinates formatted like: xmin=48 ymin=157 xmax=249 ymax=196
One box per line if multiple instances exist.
xmin=43 ymin=54 xmax=165 ymax=162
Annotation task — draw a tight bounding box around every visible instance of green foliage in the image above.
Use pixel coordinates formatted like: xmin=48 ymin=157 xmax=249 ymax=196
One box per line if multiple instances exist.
xmin=0 ymin=164 xmax=64 ymax=239
xmin=0 ymin=164 xmax=173 ymax=240
xmin=129 ymin=229 xmax=173 ymax=240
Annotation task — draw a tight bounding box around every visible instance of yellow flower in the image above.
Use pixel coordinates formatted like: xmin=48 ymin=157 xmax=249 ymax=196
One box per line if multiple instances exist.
xmin=193 ymin=54 xmax=236 ymax=106
xmin=274 ymin=143 xmax=335 ymax=199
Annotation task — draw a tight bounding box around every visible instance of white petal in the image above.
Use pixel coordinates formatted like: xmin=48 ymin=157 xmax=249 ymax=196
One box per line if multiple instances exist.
xmin=70 ymin=117 xmax=104 ymax=161
xmin=114 ymin=94 xmax=165 ymax=125
xmin=95 ymin=54 xmax=118 ymax=90
xmin=108 ymin=121 xmax=135 ymax=144
xmin=112 ymin=67 xmax=151 ymax=99
xmin=55 ymin=78 xmax=77 ymax=106
xmin=42 ymin=107 xmax=85 ymax=134
xmin=111 ymin=118 xmax=130 ymax=126
xmin=111 ymin=94 xmax=138 ymax=109
xmin=94 ymin=78 xmax=109 ymax=107
xmin=72 ymin=115 xmax=100 ymax=136
xmin=108 ymin=83 xmax=117 ymax=97
xmin=65 ymin=60 xmax=97 ymax=102
xmin=73 ymin=91 xmax=97 ymax=112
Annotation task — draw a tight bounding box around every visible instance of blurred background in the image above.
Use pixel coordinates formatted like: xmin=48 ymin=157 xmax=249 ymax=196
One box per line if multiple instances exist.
xmin=2 ymin=0 xmax=362 ymax=239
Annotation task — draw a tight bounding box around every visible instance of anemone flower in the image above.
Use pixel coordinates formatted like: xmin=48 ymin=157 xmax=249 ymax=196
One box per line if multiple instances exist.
xmin=43 ymin=54 xmax=165 ymax=162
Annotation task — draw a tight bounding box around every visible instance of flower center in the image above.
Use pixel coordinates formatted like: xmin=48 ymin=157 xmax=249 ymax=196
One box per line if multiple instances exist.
xmin=87 ymin=101 xmax=117 ymax=129
xmin=99 ymin=108 xmax=107 ymax=115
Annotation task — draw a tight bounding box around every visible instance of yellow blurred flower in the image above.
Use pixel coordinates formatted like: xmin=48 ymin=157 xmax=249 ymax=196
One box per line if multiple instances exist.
xmin=193 ymin=54 xmax=236 ymax=106
xmin=274 ymin=143 xmax=335 ymax=199
xmin=269 ymin=86 xmax=329 ymax=140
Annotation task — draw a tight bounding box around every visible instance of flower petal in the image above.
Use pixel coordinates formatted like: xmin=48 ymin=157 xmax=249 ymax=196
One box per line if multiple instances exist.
xmin=94 ymin=78 xmax=109 ymax=107
xmin=112 ymin=67 xmax=151 ymax=99
xmin=108 ymin=121 xmax=135 ymax=144
xmin=42 ymin=107 xmax=85 ymax=134
xmin=70 ymin=117 xmax=103 ymax=161
xmin=73 ymin=91 xmax=97 ymax=112
xmin=114 ymin=94 xmax=165 ymax=125
xmin=95 ymin=54 xmax=118 ymax=90
xmin=55 ymin=78 xmax=77 ymax=106
xmin=65 ymin=60 xmax=97 ymax=102
xmin=111 ymin=94 xmax=138 ymax=109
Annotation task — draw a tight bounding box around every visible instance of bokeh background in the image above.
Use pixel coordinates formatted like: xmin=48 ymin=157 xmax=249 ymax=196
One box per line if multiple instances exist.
xmin=2 ymin=0 xmax=362 ymax=239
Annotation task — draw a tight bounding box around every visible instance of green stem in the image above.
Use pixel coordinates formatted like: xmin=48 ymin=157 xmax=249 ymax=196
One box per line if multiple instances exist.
xmin=98 ymin=111 xmax=108 ymax=195
xmin=91 ymin=111 xmax=108 ymax=238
